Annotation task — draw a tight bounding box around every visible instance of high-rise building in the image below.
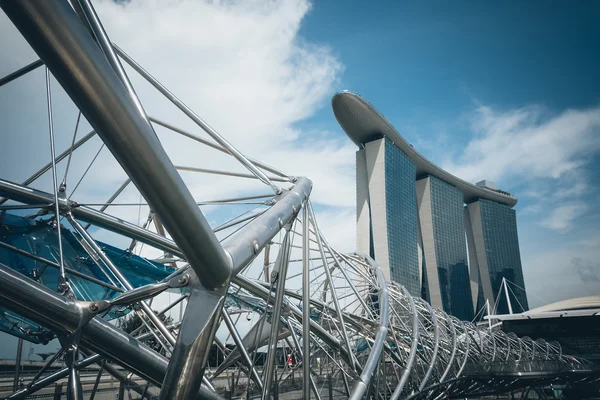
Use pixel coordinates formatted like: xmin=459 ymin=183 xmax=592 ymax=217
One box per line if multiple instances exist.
xmin=333 ymin=91 xmax=528 ymax=318
xmin=357 ymin=138 xmax=421 ymax=297
xmin=417 ymin=176 xmax=473 ymax=320
xmin=465 ymin=199 xmax=529 ymax=314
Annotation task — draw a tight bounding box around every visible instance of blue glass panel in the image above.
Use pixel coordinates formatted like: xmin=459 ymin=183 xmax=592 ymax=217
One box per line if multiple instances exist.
xmin=478 ymin=200 xmax=529 ymax=314
xmin=0 ymin=309 xmax=55 ymax=344
xmin=297 ymin=303 xmax=321 ymax=322
xmin=0 ymin=213 xmax=176 ymax=343
xmin=356 ymin=338 xmax=369 ymax=352
xmin=428 ymin=176 xmax=474 ymax=320
xmin=383 ymin=139 xmax=420 ymax=297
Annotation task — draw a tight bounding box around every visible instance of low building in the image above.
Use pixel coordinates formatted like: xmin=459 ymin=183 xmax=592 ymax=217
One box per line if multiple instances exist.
xmin=490 ymin=296 xmax=600 ymax=364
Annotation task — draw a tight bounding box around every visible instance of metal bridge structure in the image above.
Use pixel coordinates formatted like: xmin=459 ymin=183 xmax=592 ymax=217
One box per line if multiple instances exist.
xmin=0 ymin=1 xmax=596 ymax=399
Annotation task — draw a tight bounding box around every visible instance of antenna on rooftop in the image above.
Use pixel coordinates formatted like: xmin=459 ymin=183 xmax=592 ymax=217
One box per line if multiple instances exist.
xmin=502 ymin=277 xmax=514 ymax=315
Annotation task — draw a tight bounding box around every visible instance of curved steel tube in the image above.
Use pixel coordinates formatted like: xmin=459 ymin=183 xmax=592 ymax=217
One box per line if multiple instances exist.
xmin=418 ymin=300 xmax=440 ymax=391
xmin=0 ymin=262 xmax=220 ymax=400
xmin=0 ymin=176 xmax=312 ymax=276
xmin=0 ymin=3 xmax=595 ymax=399
xmin=349 ymin=254 xmax=389 ymax=400
xmin=1 ymin=0 xmax=232 ymax=289
xmin=439 ymin=313 xmax=457 ymax=382
xmin=390 ymin=285 xmax=420 ymax=400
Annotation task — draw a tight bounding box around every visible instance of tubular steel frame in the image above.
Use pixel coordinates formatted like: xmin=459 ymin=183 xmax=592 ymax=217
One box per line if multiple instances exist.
xmin=0 ymin=1 xmax=596 ymax=400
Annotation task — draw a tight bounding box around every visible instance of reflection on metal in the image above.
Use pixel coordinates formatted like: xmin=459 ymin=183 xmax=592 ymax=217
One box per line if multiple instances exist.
xmin=0 ymin=1 xmax=597 ymax=400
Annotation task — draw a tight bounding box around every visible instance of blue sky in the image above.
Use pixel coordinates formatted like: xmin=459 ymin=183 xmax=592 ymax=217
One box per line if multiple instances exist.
xmin=296 ymin=1 xmax=600 ymax=306
xmin=0 ymin=0 xmax=599 ymax=360
xmin=302 ymin=1 xmax=600 ymax=114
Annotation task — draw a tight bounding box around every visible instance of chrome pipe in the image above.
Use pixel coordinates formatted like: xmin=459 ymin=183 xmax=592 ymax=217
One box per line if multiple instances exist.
xmin=308 ymin=202 xmax=356 ymax=372
xmin=390 ymin=285 xmax=420 ymax=400
xmin=211 ymin=313 xmax=288 ymax=377
xmin=149 ymin=116 xmax=291 ymax=180
xmin=13 ymin=338 xmax=23 ymax=393
xmin=0 ymin=262 xmax=219 ymax=400
xmin=324 ymin=247 xmax=372 ymax=316
xmin=67 ymin=143 xmax=105 ymax=199
xmin=0 ymin=176 xmax=363 ymax=379
xmin=28 ymin=130 xmax=97 ymax=187
xmin=115 ymin=46 xmax=281 ymax=194
xmin=151 ymin=214 xmax=176 ymax=268
xmin=0 ymin=130 xmax=97 ymax=207
xmin=64 ymin=344 xmax=83 ymax=400
xmin=199 ymin=193 xmax=275 ymax=204
xmin=213 ymin=209 xmax=266 ymax=233
xmin=0 ymin=176 xmax=311 ymax=278
xmin=439 ymin=313 xmax=458 ymax=382
xmin=221 ymin=309 xmax=264 ymax=391
xmin=97 ymin=178 xmax=131 ymax=211
xmin=129 ymin=297 xmax=187 ymax=338
xmin=456 ymin=321 xmax=470 ymax=378
xmin=289 ymin=321 xmax=322 ymax=400
xmin=24 ymin=348 xmax=65 ymax=394
xmin=159 ymin=281 xmax=226 ymax=400
xmin=79 ymin=348 xmax=156 ymax=400
xmin=0 ymin=0 xmax=231 ymax=289
xmin=0 ymin=240 xmax=122 ymax=293
xmin=349 ymin=254 xmax=389 ymax=400
xmin=225 ymin=177 xmax=312 ymax=275
xmin=67 ymin=213 xmax=177 ymax=347
xmin=419 ymin=300 xmax=440 ymax=391
xmin=73 ymin=0 xmax=149 ymax=125
xmin=0 ymin=58 xmax=43 ymax=87
xmin=261 ymin=229 xmax=291 ymax=400
xmin=175 ymin=165 xmax=289 ymax=183
xmin=234 ymin=275 xmax=354 ymax=367
xmin=7 ymin=354 xmax=102 ymax=399
xmin=83 ymin=178 xmax=131 ymax=230
xmin=302 ymin=205 xmax=311 ymax=400
xmin=45 ymin=66 xmax=67 ymax=287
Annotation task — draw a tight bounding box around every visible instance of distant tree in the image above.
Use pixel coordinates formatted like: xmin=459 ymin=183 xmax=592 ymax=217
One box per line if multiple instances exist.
xmin=117 ymin=309 xmax=173 ymax=356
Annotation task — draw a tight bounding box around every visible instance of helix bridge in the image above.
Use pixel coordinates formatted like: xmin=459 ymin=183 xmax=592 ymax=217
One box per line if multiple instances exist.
xmin=0 ymin=1 xmax=597 ymax=399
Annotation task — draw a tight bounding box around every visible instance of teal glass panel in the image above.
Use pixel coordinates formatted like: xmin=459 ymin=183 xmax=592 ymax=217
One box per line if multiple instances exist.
xmin=428 ymin=176 xmax=473 ymax=320
xmin=383 ymin=139 xmax=420 ymax=297
xmin=478 ymin=200 xmax=529 ymax=314
xmin=0 ymin=213 xmax=176 ymax=343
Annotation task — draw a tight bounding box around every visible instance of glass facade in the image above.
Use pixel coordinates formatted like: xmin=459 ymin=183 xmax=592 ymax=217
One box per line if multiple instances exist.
xmin=478 ymin=199 xmax=529 ymax=314
xmin=359 ymin=137 xmax=527 ymax=317
xmin=383 ymin=139 xmax=421 ymax=297
xmin=429 ymin=177 xmax=474 ymax=321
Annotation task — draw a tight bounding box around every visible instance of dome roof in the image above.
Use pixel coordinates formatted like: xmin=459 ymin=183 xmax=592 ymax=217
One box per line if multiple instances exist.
xmin=527 ymin=296 xmax=600 ymax=313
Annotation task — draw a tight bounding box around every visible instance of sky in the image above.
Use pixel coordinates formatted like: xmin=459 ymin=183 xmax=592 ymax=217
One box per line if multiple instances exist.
xmin=0 ymin=0 xmax=599 ymax=359
xmin=295 ymin=0 xmax=600 ymax=308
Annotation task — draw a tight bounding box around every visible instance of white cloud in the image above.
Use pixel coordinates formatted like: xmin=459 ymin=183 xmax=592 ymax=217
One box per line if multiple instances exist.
xmin=310 ymin=206 xmax=356 ymax=252
xmin=578 ymin=232 xmax=600 ymax=248
xmin=91 ymin=0 xmax=357 ymax=253
xmin=441 ymin=103 xmax=600 ymax=231
xmin=443 ymin=104 xmax=600 ymax=183
xmin=522 ymin=248 xmax=600 ymax=308
xmin=0 ymin=1 xmax=360 ymax=347
xmin=0 ymin=0 xmax=354 ymax=225
xmin=0 ymin=2 xmax=362 ymax=341
xmin=539 ymin=202 xmax=588 ymax=232
xmin=440 ymin=102 xmax=600 ymax=304
xmin=90 ymin=0 xmax=355 ymax=207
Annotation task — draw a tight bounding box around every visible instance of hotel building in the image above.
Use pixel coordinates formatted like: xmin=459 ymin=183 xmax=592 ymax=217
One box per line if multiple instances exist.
xmin=332 ymin=91 xmax=528 ymax=318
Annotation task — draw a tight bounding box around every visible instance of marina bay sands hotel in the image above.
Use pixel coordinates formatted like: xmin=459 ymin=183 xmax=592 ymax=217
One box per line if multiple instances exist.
xmin=332 ymin=91 xmax=529 ymax=320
